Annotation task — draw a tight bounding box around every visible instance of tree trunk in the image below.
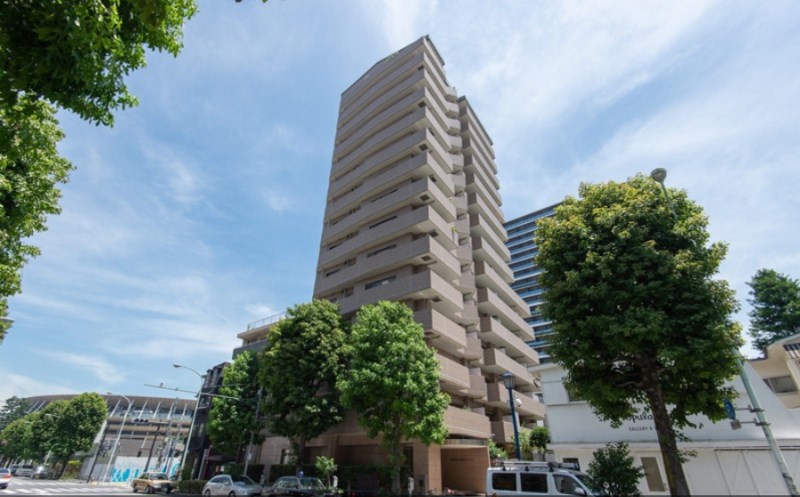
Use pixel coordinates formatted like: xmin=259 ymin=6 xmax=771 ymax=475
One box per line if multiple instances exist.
xmin=390 ymin=442 xmax=402 ymax=495
xmin=646 ymin=382 xmax=691 ymax=496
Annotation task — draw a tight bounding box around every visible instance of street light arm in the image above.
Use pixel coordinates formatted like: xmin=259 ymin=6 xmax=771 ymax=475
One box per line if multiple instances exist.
xmin=173 ymin=363 xmax=205 ymax=379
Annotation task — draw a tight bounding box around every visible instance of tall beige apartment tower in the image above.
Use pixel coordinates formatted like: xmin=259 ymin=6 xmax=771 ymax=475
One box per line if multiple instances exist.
xmin=311 ymin=36 xmax=544 ymax=493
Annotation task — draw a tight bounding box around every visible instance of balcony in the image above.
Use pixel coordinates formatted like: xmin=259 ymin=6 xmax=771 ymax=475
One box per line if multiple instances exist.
xmin=316 ymin=233 xmax=460 ymax=296
xmin=459 ymin=299 xmax=479 ymax=327
xmin=319 ymin=205 xmax=454 ymax=268
xmin=465 ymin=332 xmax=482 ymax=361
xmin=457 ymin=269 xmax=475 ymax=296
xmin=482 ymin=348 xmax=533 ymax=387
xmin=467 ymin=191 xmax=505 ymax=238
xmin=444 ymin=405 xmax=491 ymax=439
xmin=338 ymin=267 xmax=463 ymax=316
xmin=453 ymin=193 xmax=468 ymax=214
xmin=476 ymin=288 xmax=533 ymax=340
xmin=437 ymin=353 xmax=471 ymax=393
xmin=470 ymin=213 xmax=510 ymax=262
xmin=491 ymin=421 xmax=515 ymax=444
xmin=475 ymin=261 xmax=528 ymax=313
xmin=471 ymin=236 xmax=513 ymax=278
xmin=456 ymin=243 xmax=472 ymax=263
xmin=415 ymin=308 xmax=468 ymax=357
xmin=486 ymin=383 xmax=545 ymax=419
xmin=479 ymin=316 xmax=539 ymax=366
xmin=467 ymin=374 xmax=487 ymax=399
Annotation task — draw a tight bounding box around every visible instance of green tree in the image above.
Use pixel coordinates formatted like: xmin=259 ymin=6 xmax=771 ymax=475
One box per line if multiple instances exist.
xmin=207 ymin=351 xmax=265 ymax=458
xmin=26 ymin=400 xmax=67 ymax=463
xmin=260 ymin=300 xmax=348 ymax=469
xmin=528 ymin=426 xmax=550 ymax=457
xmin=487 ymin=440 xmax=508 ymax=461
xmin=535 ymin=175 xmax=742 ymax=496
xmin=0 ymin=415 xmax=33 ymax=462
xmin=0 ymin=0 xmax=201 ymax=339
xmin=48 ymin=393 xmax=107 ymax=475
xmin=0 ymin=396 xmax=30 ymax=431
xmin=315 ymin=455 xmax=337 ymax=487
xmin=747 ymin=269 xmax=800 ymax=351
xmin=0 ymin=0 xmax=198 ymax=126
xmin=338 ymin=301 xmax=449 ymax=495
xmin=0 ymin=96 xmax=73 ymax=343
xmin=587 ymin=442 xmax=645 ymax=497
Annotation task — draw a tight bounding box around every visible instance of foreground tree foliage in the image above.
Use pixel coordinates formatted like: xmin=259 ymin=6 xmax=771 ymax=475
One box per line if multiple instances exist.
xmin=536 ymin=175 xmax=742 ymax=496
xmin=338 ymin=301 xmax=449 ymax=495
xmin=48 ymin=393 xmax=108 ymax=475
xmin=587 ymin=442 xmax=645 ymax=497
xmin=747 ymin=269 xmax=800 ymax=351
xmin=0 ymin=0 xmax=203 ymax=339
xmin=260 ymin=300 xmax=348 ymax=468
xmin=0 ymin=97 xmax=72 ymax=342
xmin=207 ymin=350 xmax=265 ymax=458
xmin=0 ymin=0 xmax=198 ymax=126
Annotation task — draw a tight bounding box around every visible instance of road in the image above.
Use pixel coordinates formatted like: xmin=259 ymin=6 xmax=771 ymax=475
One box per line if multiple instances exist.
xmin=0 ymin=477 xmax=136 ymax=496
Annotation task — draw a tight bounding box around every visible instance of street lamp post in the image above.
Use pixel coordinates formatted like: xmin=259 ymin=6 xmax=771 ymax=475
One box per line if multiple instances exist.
xmin=650 ymin=167 xmax=800 ymax=497
xmin=502 ymin=371 xmax=522 ymax=460
xmin=104 ymin=393 xmax=133 ymax=483
xmin=173 ymin=363 xmax=206 ymax=480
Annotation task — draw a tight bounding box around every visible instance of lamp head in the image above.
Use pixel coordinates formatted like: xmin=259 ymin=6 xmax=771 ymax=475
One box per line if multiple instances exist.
xmin=502 ymin=371 xmax=514 ymax=389
xmin=650 ymin=168 xmax=667 ymax=184
xmin=173 ymin=363 xmax=181 ymax=368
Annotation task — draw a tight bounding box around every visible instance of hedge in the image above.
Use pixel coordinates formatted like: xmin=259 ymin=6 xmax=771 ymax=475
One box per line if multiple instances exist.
xmin=177 ymin=479 xmax=208 ymax=494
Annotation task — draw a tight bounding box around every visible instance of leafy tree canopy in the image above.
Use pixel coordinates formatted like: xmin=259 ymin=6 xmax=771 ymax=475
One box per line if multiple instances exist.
xmin=528 ymin=426 xmax=550 ymax=455
xmin=207 ymin=351 xmax=264 ymax=457
xmin=48 ymin=393 xmax=107 ymax=467
xmin=338 ymin=301 xmax=449 ymax=494
xmin=0 ymin=396 xmax=30 ymax=431
xmin=260 ymin=300 xmax=349 ymax=464
xmin=0 ymin=96 xmax=72 ymax=342
xmin=587 ymin=442 xmax=645 ymax=497
xmin=0 ymin=415 xmax=32 ymax=460
xmin=747 ymin=268 xmax=800 ymax=351
xmin=0 ymin=0 xmax=198 ymax=126
xmin=536 ymin=175 xmax=742 ymax=495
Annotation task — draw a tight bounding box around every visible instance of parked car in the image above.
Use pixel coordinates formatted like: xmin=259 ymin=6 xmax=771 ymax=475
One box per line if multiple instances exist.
xmin=0 ymin=468 xmax=12 ymax=489
xmin=31 ymin=465 xmax=53 ymax=479
xmin=131 ymin=471 xmax=174 ymax=494
xmin=203 ymin=474 xmax=263 ymax=496
xmin=486 ymin=460 xmax=596 ymax=497
xmin=14 ymin=465 xmax=34 ymax=478
xmin=264 ymin=476 xmax=332 ymax=497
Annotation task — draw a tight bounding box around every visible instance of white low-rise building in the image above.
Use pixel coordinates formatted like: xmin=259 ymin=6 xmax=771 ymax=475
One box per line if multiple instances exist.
xmin=537 ymin=362 xmax=800 ymax=495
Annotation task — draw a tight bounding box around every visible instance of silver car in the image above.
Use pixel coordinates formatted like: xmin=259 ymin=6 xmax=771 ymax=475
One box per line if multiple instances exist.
xmin=203 ymin=474 xmax=263 ymax=496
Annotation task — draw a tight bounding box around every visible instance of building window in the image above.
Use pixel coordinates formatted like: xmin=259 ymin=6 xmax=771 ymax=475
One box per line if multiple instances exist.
xmin=368 ymin=215 xmax=397 ymax=229
xmin=641 ymin=457 xmax=665 ymax=492
xmin=764 ymin=375 xmax=798 ymax=394
xmin=365 ymin=275 xmax=396 ymax=290
xmin=367 ymin=244 xmax=396 ymax=258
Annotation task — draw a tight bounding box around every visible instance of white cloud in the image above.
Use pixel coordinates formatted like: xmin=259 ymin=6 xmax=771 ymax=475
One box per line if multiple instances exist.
xmin=42 ymin=352 xmax=127 ymax=384
xmin=0 ymin=371 xmax=75 ymax=403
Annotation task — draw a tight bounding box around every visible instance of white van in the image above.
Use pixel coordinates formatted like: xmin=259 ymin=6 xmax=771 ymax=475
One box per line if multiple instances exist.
xmin=486 ymin=461 xmax=597 ymax=496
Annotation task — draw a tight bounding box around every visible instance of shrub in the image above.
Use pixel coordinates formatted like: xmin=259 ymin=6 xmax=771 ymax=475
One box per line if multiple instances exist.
xmin=587 ymin=442 xmax=645 ymax=497
xmin=177 ymin=479 xmax=208 ymax=494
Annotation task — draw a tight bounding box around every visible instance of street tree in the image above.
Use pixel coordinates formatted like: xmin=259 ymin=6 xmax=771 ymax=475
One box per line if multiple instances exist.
xmin=48 ymin=393 xmax=108 ymax=475
xmin=747 ymin=269 xmax=800 ymax=351
xmin=587 ymin=442 xmax=645 ymax=497
xmin=27 ymin=400 xmax=68 ymax=463
xmin=0 ymin=97 xmax=72 ymax=343
xmin=259 ymin=300 xmax=348 ymax=468
xmin=0 ymin=396 xmax=30 ymax=431
xmin=207 ymin=350 xmax=265 ymax=459
xmin=0 ymin=416 xmax=33 ymax=462
xmin=535 ymin=175 xmax=742 ymax=496
xmin=528 ymin=426 xmax=550 ymax=458
xmin=338 ymin=301 xmax=449 ymax=495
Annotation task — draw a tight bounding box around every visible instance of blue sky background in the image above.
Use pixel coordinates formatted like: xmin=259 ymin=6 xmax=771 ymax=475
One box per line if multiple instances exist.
xmin=2 ymin=0 xmax=799 ymax=402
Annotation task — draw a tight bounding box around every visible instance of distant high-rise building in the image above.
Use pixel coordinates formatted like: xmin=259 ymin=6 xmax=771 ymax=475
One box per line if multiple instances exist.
xmin=305 ymin=36 xmax=543 ymax=493
xmin=504 ymin=204 xmax=559 ymax=363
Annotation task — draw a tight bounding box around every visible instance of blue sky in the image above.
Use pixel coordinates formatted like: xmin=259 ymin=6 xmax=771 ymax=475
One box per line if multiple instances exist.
xmin=2 ymin=0 xmax=799 ymax=402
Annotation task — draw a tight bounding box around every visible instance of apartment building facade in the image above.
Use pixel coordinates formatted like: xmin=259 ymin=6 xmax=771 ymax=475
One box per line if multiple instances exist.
xmin=504 ymin=204 xmax=559 ymax=363
xmin=306 ymin=36 xmax=543 ymax=493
